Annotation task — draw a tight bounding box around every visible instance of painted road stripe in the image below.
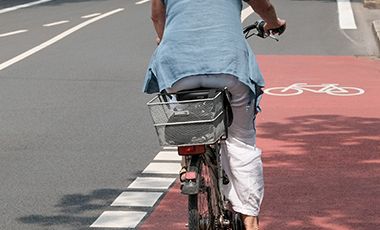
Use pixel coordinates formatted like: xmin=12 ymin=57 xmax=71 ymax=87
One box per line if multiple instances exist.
xmin=43 ymin=20 xmax=69 ymax=27
xmin=154 ymin=151 xmax=181 ymax=161
xmin=111 ymin=191 xmax=163 ymax=207
xmin=143 ymin=162 xmax=181 ymax=174
xmin=128 ymin=177 xmax=176 ymax=190
xmin=241 ymin=6 xmax=254 ymax=23
xmin=337 ymin=0 xmax=357 ymax=29
xmin=0 ymin=8 xmax=124 ymax=72
xmin=136 ymin=0 xmax=151 ymax=5
xmin=0 ymin=30 xmax=28 ymax=38
xmin=0 ymin=0 xmax=54 ymax=14
xmin=163 ymin=146 xmax=177 ymax=150
xmin=81 ymin=13 xmax=101 ymax=19
xmin=90 ymin=211 xmax=146 ymax=228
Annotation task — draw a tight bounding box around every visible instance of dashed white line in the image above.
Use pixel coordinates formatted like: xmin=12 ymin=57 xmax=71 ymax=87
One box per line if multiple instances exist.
xmin=153 ymin=150 xmax=181 ymax=161
xmin=89 ymin=149 xmax=180 ymax=228
xmin=337 ymin=0 xmax=357 ymax=29
xmin=81 ymin=13 xmax=102 ymax=19
xmin=111 ymin=191 xmax=163 ymax=207
xmin=136 ymin=0 xmax=151 ymax=5
xmin=128 ymin=177 xmax=176 ymax=190
xmin=143 ymin=162 xmax=181 ymax=174
xmin=43 ymin=20 xmax=69 ymax=27
xmin=0 ymin=30 xmax=28 ymax=38
xmin=241 ymin=6 xmax=254 ymax=23
xmin=0 ymin=0 xmax=54 ymax=14
xmin=90 ymin=211 xmax=146 ymax=228
xmin=0 ymin=8 xmax=124 ymax=72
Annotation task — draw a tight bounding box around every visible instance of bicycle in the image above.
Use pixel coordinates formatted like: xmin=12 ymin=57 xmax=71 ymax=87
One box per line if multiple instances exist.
xmin=147 ymin=20 xmax=284 ymax=230
xmin=264 ymin=83 xmax=365 ymax=96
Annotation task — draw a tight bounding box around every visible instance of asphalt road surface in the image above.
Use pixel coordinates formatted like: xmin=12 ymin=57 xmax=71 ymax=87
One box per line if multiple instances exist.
xmin=1 ymin=0 xmax=379 ymax=230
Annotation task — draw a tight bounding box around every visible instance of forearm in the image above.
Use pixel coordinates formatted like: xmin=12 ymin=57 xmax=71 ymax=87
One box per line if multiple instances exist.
xmin=151 ymin=0 xmax=166 ymax=39
xmin=245 ymin=0 xmax=279 ymax=27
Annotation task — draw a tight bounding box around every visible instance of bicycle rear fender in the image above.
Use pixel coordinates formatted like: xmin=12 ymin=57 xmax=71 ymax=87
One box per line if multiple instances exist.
xmin=181 ymin=155 xmax=201 ymax=195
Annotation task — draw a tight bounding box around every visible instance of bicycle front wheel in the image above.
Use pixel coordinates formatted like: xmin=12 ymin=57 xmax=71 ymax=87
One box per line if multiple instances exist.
xmin=188 ymin=152 xmax=220 ymax=230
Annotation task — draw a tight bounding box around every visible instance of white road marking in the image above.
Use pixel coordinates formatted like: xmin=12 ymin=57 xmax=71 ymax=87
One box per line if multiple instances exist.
xmin=136 ymin=0 xmax=151 ymax=5
xmin=111 ymin=191 xmax=163 ymax=207
xmin=43 ymin=20 xmax=69 ymax=27
xmin=0 ymin=8 xmax=124 ymax=72
xmin=128 ymin=177 xmax=176 ymax=190
xmin=163 ymin=146 xmax=177 ymax=150
xmin=0 ymin=0 xmax=54 ymax=14
xmin=90 ymin=211 xmax=146 ymax=228
xmin=154 ymin=150 xmax=181 ymax=161
xmin=241 ymin=6 xmax=254 ymax=23
xmin=0 ymin=30 xmax=28 ymax=38
xmin=143 ymin=162 xmax=181 ymax=174
xmin=81 ymin=13 xmax=102 ymax=19
xmin=337 ymin=0 xmax=357 ymax=29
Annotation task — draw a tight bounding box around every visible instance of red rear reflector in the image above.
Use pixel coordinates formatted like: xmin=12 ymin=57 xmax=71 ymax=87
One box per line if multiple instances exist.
xmin=185 ymin=172 xmax=197 ymax=180
xmin=178 ymin=145 xmax=206 ymax=156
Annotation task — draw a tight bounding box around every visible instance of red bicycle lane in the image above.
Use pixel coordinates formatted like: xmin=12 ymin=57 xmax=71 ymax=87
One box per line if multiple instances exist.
xmin=139 ymin=56 xmax=380 ymax=230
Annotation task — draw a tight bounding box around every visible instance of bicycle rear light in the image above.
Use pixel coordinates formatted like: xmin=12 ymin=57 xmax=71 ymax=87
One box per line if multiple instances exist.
xmin=178 ymin=145 xmax=206 ymax=156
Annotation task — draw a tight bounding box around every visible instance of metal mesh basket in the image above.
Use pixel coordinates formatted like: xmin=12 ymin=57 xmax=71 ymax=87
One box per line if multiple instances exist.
xmin=147 ymin=91 xmax=226 ymax=146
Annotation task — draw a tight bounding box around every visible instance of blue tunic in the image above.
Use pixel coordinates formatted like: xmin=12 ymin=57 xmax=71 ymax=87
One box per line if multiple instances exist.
xmin=143 ymin=0 xmax=264 ymax=94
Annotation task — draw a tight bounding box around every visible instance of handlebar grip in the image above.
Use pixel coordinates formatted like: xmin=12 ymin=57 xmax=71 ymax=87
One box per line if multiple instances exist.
xmin=269 ymin=24 xmax=286 ymax=35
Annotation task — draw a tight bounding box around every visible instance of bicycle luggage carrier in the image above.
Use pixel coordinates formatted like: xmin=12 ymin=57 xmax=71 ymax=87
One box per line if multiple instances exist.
xmin=147 ymin=91 xmax=226 ymax=146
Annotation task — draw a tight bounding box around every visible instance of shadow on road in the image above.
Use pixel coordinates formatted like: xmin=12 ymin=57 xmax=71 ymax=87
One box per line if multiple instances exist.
xmin=258 ymin=115 xmax=380 ymax=229
xmin=17 ymin=188 xmax=123 ymax=229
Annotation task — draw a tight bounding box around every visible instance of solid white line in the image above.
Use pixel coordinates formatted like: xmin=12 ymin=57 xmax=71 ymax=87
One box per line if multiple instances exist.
xmin=241 ymin=6 xmax=254 ymax=23
xmin=0 ymin=0 xmax=54 ymax=14
xmin=136 ymin=0 xmax=150 ymax=5
xmin=81 ymin=13 xmax=101 ymax=19
xmin=0 ymin=30 xmax=28 ymax=38
xmin=0 ymin=8 xmax=124 ymax=72
xmin=43 ymin=20 xmax=69 ymax=27
xmin=337 ymin=0 xmax=357 ymax=29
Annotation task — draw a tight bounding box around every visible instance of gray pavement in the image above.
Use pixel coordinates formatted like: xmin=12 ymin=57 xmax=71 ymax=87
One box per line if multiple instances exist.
xmin=0 ymin=0 xmax=379 ymax=229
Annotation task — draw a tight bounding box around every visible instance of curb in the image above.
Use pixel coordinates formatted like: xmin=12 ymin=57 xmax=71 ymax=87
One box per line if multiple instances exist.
xmin=364 ymin=0 xmax=380 ymax=8
xmin=373 ymin=20 xmax=380 ymax=48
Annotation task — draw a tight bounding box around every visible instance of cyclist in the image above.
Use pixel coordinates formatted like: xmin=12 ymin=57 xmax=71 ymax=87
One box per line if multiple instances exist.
xmin=143 ymin=0 xmax=286 ymax=229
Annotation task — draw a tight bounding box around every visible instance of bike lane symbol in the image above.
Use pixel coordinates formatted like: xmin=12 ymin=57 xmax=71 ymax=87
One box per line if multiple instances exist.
xmin=264 ymin=83 xmax=365 ymax=96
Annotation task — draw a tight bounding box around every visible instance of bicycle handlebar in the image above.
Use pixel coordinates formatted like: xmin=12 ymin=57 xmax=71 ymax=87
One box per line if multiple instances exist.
xmin=243 ymin=20 xmax=286 ymax=41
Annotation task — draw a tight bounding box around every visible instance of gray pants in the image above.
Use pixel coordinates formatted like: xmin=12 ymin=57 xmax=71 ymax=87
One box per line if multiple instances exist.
xmin=167 ymin=74 xmax=264 ymax=216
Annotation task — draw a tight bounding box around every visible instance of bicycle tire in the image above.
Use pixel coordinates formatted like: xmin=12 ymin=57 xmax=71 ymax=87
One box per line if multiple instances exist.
xmin=232 ymin=213 xmax=245 ymax=230
xmin=326 ymin=86 xmax=365 ymax=96
xmin=264 ymin=87 xmax=303 ymax=96
xmin=188 ymin=150 xmax=220 ymax=230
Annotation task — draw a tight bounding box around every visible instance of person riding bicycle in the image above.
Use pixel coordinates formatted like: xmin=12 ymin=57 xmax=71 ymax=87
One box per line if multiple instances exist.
xmin=143 ymin=0 xmax=286 ymax=229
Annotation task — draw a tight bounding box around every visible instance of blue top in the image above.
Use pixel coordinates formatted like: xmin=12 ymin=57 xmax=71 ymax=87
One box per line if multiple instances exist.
xmin=143 ymin=0 xmax=264 ymax=94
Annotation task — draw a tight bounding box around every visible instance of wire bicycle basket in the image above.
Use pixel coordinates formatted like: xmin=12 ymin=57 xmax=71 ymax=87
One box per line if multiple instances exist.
xmin=147 ymin=91 xmax=226 ymax=146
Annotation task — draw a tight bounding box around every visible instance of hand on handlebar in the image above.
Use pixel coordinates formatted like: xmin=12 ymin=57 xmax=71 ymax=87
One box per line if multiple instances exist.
xmin=264 ymin=18 xmax=286 ymax=36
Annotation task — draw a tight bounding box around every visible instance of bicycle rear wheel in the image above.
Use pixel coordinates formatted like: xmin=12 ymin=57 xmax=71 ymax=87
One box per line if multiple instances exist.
xmin=188 ymin=149 xmax=220 ymax=230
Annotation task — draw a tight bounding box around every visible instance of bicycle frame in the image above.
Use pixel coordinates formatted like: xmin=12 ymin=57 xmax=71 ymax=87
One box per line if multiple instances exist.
xmin=282 ymin=83 xmax=352 ymax=94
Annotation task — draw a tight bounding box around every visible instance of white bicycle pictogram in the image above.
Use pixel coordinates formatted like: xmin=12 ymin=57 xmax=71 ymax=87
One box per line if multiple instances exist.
xmin=264 ymin=83 xmax=365 ymax=96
